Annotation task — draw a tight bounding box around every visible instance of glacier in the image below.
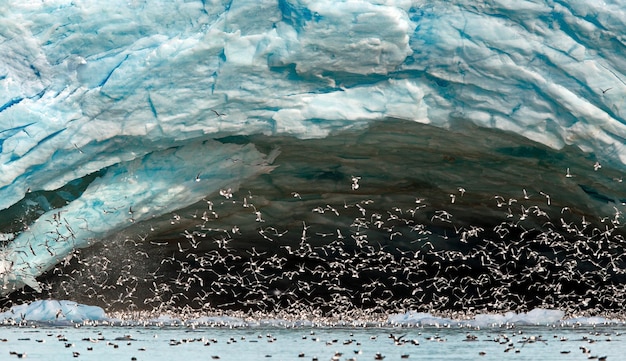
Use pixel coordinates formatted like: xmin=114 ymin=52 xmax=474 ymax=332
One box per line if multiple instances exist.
xmin=1 ymin=0 xmax=626 ymax=316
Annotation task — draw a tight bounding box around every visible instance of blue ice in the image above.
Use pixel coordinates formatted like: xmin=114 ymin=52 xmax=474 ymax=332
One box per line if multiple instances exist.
xmin=1 ymin=0 xmax=626 ymax=292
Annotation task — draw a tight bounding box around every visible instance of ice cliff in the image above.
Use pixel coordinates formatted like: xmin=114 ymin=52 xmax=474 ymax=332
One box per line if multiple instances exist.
xmin=1 ymin=0 xmax=626 ymax=294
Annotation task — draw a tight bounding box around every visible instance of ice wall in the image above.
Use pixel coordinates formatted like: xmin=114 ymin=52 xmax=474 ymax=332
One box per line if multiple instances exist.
xmin=1 ymin=140 xmax=277 ymax=293
xmin=1 ymin=0 xmax=626 ymax=293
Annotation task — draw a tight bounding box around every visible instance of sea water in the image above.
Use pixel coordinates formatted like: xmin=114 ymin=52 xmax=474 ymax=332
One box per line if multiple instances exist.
xmin=0 ymin=324 xmax=622 ymax=360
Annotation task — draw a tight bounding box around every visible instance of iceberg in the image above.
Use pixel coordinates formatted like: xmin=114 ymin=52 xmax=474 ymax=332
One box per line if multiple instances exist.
xmin=1 ymin=0 xmax=626 ymax=315
xmin=0 ymin=299 xmax=106 ymax=324
xmin=388 ymin=308 xmax=626 ymax=327
xmin=387 ymin=308 xmax=566 ymax=327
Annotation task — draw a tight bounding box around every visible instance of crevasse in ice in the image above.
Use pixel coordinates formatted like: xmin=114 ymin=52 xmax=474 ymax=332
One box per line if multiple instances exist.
xmin=1 ymin=0 xmax=626 ymax=293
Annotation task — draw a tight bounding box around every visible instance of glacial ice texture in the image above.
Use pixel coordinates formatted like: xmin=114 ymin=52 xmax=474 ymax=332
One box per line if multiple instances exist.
xmin=1 ymin=0 xmax=626 ymax=310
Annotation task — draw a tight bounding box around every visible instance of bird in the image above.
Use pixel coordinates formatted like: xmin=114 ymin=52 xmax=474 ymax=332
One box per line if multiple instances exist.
xmin=389 ymin=333 xmax=406 ymax=345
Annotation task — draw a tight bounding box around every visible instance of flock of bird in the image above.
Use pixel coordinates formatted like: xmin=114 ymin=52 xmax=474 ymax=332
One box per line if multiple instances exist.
xmin=2 ymin=172 xmax=626 ymax=323
xmin=0 ymin=328 xmax=618 ymax=360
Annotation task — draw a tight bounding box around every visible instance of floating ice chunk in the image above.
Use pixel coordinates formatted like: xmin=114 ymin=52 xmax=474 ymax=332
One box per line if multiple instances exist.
xmin=0 ymin=300 xmax=106 ymax=323
xmin=471 ymin=308 xmax=565 ymax=326
xmin=387 ymin=311 xmax=453 ymax=326
xmin=389 ymin=308 xmax=566 ymax=327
